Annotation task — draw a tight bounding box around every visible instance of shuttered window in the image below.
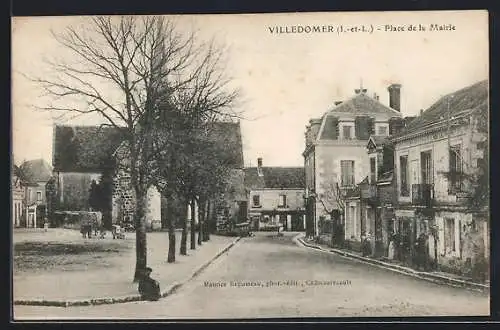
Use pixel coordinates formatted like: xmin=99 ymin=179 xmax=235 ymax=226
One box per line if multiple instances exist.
xmin=355 ymin=116 xmax=375 ymax=140
xmin=399 ymin=155 xmax=410 ymax=196
xmin=320 ymin=116 xmax=339 ymax=140
xmin=420 ymin=150 xmax=433 ymax=185
xmin=444 ymin=217 xmax=456 ymax=254
xmin=448 ymin=145 xmax=463 ymax=194
xmin=370 ymin=157 xmax=376 ymax=183
xmin=341 ymin=160 xmax=355 ymax=186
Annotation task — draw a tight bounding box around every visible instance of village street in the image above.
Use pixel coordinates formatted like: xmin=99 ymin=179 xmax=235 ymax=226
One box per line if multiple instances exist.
xmin=14 ymin=232 xmax=489 ymax=319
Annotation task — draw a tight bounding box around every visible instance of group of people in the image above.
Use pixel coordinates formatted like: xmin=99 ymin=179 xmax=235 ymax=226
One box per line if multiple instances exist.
xmin=387 ymin=232 xmax=431 ymax=270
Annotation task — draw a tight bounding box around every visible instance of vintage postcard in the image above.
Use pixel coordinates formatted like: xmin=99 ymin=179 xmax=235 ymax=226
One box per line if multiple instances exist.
xmin=11 ymin=10 xmax=489 ymax=320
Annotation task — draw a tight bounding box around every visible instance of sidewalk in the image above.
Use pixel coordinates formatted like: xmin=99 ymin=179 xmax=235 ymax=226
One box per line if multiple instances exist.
xmin=14 ymin=230 xmax=240 ymax=307
xmin=294 ymin=233 xmax=489 ymax=293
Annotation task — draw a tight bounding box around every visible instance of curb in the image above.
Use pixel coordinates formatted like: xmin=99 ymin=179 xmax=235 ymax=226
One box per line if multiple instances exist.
xmin=14 ymin=236 xmax=242 ymax=308
xmin=295 ymin=235 xmax=488 ymax=293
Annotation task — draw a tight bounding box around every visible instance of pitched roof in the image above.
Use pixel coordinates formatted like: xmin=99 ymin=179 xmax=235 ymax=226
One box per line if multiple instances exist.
xmin=53 ymin=125 xmax=125 ymax=172
xmin=19 ymin=159 xmax=53 ymax=183
xmin=318 ymin=93 xmax=402 ymax=141
xmin=53 ymin=121 xmax=244 ymax=173
xmin=244 ymin=167 xmax=305 ymax=190
xmin=327 ymin=93 xmax=402 ymax=117
xmin=367 ymin=135 xmax=392 ymax=149
xmin=396 ymin=80 xmax=488 ymax=137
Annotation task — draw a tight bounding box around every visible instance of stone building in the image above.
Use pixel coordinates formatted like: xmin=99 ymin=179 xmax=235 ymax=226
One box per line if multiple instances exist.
xmin=391 ymin=80 xmax=489 ymax=278
xmin=18 ymin=159 xmax=53 ymax=228
xmin=52 ymin=125 xmax=160 ymax=228
xmin=303 ymin=84 xmax=405 ymax=240
xmin=52 ymin=125 xmax=123 ymax=211
xmin=12 ymin=164 xmax=26 ymax=228
xmin=244 ymin=158 xmax=305 ymax=231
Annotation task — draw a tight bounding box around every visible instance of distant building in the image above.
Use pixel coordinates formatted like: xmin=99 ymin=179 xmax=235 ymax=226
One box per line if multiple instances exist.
xmin=303 ymin=84 xmax=405 ymax=239
xmin=12 ymin=164 xmax=26 ymax=228
xmin=244 ymin=158 xmax=305 ymax=231
xmin=52 ymin=122 xmax=246 ymax=231
xmin=18 ymin=159 xmax=53 ymax=228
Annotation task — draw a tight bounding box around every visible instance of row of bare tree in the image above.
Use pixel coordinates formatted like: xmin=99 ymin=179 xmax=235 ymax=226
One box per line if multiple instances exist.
xmin=33 ymin=16 xmax=242 ymax=281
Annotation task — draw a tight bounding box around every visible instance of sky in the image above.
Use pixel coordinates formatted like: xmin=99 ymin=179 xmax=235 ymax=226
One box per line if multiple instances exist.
xmin=11 ymin=10 xmax=488 ymax=167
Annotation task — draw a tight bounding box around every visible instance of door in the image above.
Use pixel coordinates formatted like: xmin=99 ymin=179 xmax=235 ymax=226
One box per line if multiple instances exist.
xmin=238 ymin=201 xmax=248 ymax=223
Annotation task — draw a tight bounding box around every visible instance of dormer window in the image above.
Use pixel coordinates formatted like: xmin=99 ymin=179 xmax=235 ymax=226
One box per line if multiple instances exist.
xmin=341 ymin=123 xmax=355 ymax=140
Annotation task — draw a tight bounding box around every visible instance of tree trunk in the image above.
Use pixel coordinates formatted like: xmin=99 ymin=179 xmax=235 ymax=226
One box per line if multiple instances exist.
xmin=166 ymin=197 xmax=176 ymax=263
xmin=190 ymin=199 xmax=196 ymax=250
xmin=198 ymin=199 xmax=204 ymax=245
xmin=203 ymin=200 xmax=211 ymax=241
xmin=133 ymin=186 xmax=148 ymax=282
xmin=180 ymin=200 xmax=188 ymax=255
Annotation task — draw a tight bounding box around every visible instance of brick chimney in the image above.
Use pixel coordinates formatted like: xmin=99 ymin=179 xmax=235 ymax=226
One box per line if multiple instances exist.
xmin=257 ymin=157 xmax=263 ymax=176
xmin=387 ymin=83 xmax=402 ymax=111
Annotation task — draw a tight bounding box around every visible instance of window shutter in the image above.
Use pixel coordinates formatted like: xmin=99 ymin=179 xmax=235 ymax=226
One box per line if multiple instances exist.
xmin=437 ymin=217 xmax=445 ymax=256
xmin=320 ymin=116 xmax=339 ymax=140
xmin=355 ymin=117 xmax=361 ymax=139
xmin=368 ymin=118 xmax=375 ymax=136
xmin=355 ymin=116 xmax=372 ymax=140
xmin=333 ymin=118 xmax=339 ymax=139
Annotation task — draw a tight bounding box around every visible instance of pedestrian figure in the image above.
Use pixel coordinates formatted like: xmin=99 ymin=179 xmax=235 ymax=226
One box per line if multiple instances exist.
xmin=362 ymin=233 xmax=372 ymax=257
xmin=415 ymin=232 xmax=428 ymax=271
xmin=138 ymin=267 xmax=161 ymax=301
xmin=388 ymin=239 xmax=395 ymax=260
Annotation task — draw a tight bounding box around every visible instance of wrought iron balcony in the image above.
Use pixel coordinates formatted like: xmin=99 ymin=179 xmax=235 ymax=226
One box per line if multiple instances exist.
xmin=411 ymin=184 xmax=434 ymax=207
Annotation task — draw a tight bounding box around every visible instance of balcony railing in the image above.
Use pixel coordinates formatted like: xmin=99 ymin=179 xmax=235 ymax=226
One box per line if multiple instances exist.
xmin=411 ymin=184 xmax=434 ymax=207
xmin=360 ymin=183 xmax=377 ymax=200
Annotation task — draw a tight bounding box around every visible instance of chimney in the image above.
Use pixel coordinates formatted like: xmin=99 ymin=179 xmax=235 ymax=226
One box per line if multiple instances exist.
xmin=420 ymin=109 xmax=424 ymax=116
xmin=387 ymin=83 xmax=402 ymax=111
xmin=257 ymin=157 xmax=263 ymax=176
xmin=373 ymin=93 xmax=379 ymax=101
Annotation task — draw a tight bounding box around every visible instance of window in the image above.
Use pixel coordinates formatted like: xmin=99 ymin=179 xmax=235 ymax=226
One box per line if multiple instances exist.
xmin=444 ymin=218 xmax=456 ymax=253
xmin=370 ymin=157 xmax=377 ymax=183
xmin=37 ymin=191 xmax=42 ymax=202
xmin=400 ymin=155 xmax=410 ymax=196
xmin=377 ymin=126 xmax=388 ymax=136
xmin=341 ymin=160 xmax=355 ymax=186
xmin=252 ymin=195 xmax=261 ymax=207
xmin=448 ymin=145 xmax=463 ymax=194
xmin=342 ymin=125 xmax=353 ymax=140
xmin=420 ymin=150 xmax=433 ymax=185
xmin=278 ymin=194 xmax=287 ymax=207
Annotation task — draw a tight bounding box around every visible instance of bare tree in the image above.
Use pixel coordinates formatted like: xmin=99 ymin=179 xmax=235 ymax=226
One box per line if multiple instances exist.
xmin=318 ymin=178 xmax=346 ymax=220
xmin=32 ymin=16 xmax=240 ymax=281
xmin=317 ymin=176 xmax=347 ymax=245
